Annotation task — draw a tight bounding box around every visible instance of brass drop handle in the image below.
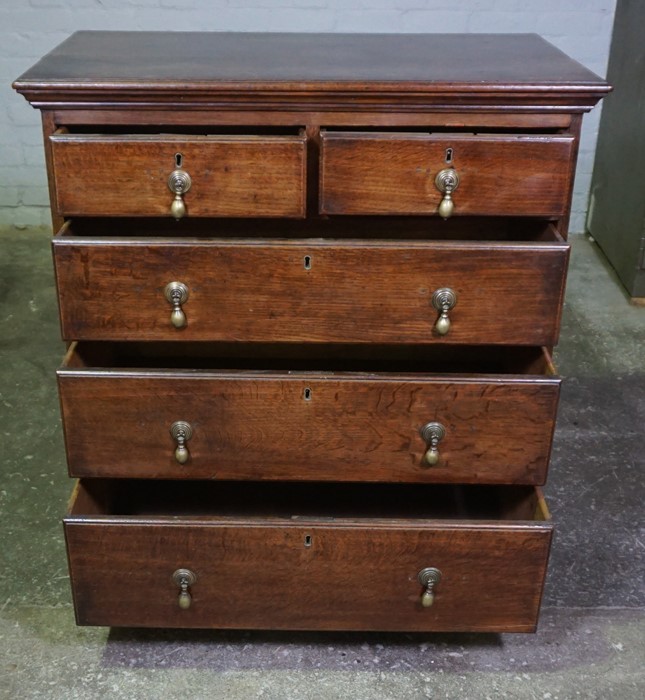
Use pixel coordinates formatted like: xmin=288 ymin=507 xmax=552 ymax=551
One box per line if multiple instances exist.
xmin=168 ymin=169 xmax=192 ymax=220
xmin=420 ymin=421 xmax=446 ymax=466
xmin=172 ymin=568 xmax=197 ymax=610
xmin=435 ymin=168 xmax=460 ymax=219
xmin=164 ymin=281 xmax=189 ymax=329
xmin=418 ymin=567 xmax=442 ymax=607
xmin=431 ymin=288 xmax=457 ymax=336
xmin=170 ymin=420 xmax=193 ymax=464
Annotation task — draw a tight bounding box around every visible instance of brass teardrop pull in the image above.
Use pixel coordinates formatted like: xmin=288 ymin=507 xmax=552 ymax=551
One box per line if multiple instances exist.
xmin=434 ymin=168 xmax=460 ymax=219
xmin=170 ymin=421 xmax=193 ymax=464
xmin=420 ymin=421 xmax=446 ymax=466
xmin=164 ymin=281 xmax=189 ymax=329
xmin=172 ymin=568 xmax=197 ymax=610
xmin=167 ymin=168 xmax=192 ymax=220
xmin=417 ymin=567 xmax=442 ymax=607
xmin=431 ymin=288 xmax=457 ymax=336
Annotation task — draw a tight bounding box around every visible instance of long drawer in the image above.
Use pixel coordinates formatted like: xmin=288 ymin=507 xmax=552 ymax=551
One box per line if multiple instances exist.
xmin=52 ymin=220 xmax=569 ymax=345
xmin=65 ymin=480 xmax=552 ymax=632
xmin=320 ymin=131 xmax=575 ymax=217
xmin=59 ymin=343 xmax=559 ymax=484
xmin=50 ymin=131 xmax=307 ymax=218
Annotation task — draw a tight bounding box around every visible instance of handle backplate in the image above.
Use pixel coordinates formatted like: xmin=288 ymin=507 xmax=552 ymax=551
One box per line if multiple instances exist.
xmin=431 ymin=288 xmax=457 ymax=336
xmin=164 ymin=281 xmax=189 ymax=329
xmin=168 ymin=169 xmax=192 ymax=219
xmin=417 ymin=566 xmax=442 ymax=608
xmin=170 ymin=420 xmax=193 ymax=464
xmin=172 ymin=568 xmax=197 ymax=610
xmin=434 ymin=168 xmax=460 ymax=219
xmin=420 ymin=421 xmax=446 ymax=466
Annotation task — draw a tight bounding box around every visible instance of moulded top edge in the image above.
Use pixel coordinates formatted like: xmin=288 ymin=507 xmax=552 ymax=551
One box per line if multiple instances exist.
xmin=13 ymin=31 xmax=610 ymax=97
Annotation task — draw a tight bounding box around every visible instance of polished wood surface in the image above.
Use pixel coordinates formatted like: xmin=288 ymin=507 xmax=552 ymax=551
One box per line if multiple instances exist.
xmin=320 ymin=132 xmax=575 ymax=217
xmin=51 ymin=133 xmax=306 ymax=218
xmin=59 ymin=344 xmax=559 ymax=484
xmin=65 ymin=480 xmax=552 ymax=631
xmin=14 ymin=32 xmax=608 ymax=113
xmin=53 ymin=228 xmax=569 ymax=345
xmin=14 ymin=31 xmax=606 ymax=633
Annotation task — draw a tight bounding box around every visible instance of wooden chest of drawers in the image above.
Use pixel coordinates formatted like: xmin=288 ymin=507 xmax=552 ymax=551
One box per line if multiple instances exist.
xmin=14 ymin=31 xmax=608 ymax=633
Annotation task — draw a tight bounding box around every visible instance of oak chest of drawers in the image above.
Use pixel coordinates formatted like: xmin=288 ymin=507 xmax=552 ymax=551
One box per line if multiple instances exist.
xmin=14 ymin=31 xmax=609 ymax=633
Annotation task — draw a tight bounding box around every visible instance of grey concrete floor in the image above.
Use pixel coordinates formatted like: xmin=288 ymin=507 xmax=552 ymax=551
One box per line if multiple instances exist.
xmin=0 ymin=227 xmax=643 ymax=699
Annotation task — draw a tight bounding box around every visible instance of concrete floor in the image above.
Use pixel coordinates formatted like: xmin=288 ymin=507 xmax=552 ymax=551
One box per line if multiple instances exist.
xmin=0 ymin=228 xmax=643 ymax=699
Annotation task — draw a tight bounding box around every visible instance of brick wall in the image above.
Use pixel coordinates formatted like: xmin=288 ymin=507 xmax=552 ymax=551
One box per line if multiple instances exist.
xmin=1 ymin=0 xmax=616 ymax=231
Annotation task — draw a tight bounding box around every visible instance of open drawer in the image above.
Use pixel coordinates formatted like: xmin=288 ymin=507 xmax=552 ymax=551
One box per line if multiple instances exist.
xmin=59 ymin=343 xmax=560 ymax=485
xmin=320 ymin=130 xmax=575 ymax=217
xmin=50 ymin=130 xmax=306 ymax=218
xmin=65 ymin=480 xmax=552 ymax=631
xmin=52 ymin=219 xmax=569 ymax=345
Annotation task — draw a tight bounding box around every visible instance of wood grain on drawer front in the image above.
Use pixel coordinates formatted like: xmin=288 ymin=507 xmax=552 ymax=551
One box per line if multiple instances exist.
xmin=65 ymin=490 xmax=552 ymax=632
xmin=320 ymin=132 xmax=575 ymax=216
xmin=49 ymin=133 xmax=306 ymax=217
xmin=52 ymin=231 xmax=569 ymax=345
xmin=59 ymin=358 xmax=559 ymax=485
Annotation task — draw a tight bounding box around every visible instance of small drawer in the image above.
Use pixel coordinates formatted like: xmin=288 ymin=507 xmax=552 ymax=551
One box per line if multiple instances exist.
xmin=52 ymin=219 xmax=569 ymax=345
xmin=59 ymin=343 xmax=559 ymax=485
xmin=50 ymin=131 xmax=306 ymax=218
xmin=320 ymin=131 xmax=575 ymax=217
xmin=65 ymin=480 xmax=552 ymax=631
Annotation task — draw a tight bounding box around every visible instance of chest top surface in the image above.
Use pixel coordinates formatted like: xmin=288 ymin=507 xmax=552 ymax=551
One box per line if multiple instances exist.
xmin=13 ymin=31 xmax=609 ymax=110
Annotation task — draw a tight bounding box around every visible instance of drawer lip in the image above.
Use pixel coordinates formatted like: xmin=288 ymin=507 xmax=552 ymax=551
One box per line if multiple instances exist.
xmin=60 ymin=368 xmax=561 ymax=383
xmin=65 ymin=480 xmax=553 ymax=529
xmin=50 ymin=133 xmax=306 ymax=144
xmin=67 ymin=515 xmax=552 ymax=531
xmin=54 ymin=237 xmax=569 ymax=252
xmin=320 ymin=130 xmax=576 ymax=143
xmin=58 ymin=340 xmax=561 ymax=382
xmin=53 ymin=219 xmax=568 ymax=251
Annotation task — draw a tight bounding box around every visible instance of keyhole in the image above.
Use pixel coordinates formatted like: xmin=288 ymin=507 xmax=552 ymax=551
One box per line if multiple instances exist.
xmin=303 ymin=387 xmax=312 ymax=401
xmin=304 ymin=255 xmax=312 ymax=270
xmin=175 ymin=152 xmax=183 ymax=168
xmin=304 ymin=534 xmax=312 ymax=547
xmin=445 ymin=148 xmax=453 ymax=165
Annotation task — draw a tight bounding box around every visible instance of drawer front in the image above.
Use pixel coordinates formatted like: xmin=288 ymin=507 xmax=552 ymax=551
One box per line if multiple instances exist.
xmin=53 ymin=235 xmax=569 ymax=345
xmin=65 ymin=515 xmax=551 ymax=632
xmin=320 ymin=132 xmax=575 ymax=217
xmin=50 ymin=133 xmax=306 ymax=218
xmin=59 ymin=368 xmax=559 ymax=484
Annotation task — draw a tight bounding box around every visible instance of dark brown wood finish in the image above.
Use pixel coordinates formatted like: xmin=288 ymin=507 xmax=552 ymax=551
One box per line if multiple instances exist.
xmin=52 ymin=225 xmax=569 ymax=345
xmin=320 ymin=132 xmax=575 ymax=217
xmin=51 ymin=110 xmax=574 ymax=128
xmin=58 ymin=344 xmax=559 ymax=484
xmin=14 ymin=32 xmax=608 ymax=633
xmin=13 ymin=32 xmax=609 ymax=112
xmin=41 ymin=111 xmax=65 ymax=232
xmin=50 ymin=132 xmax=306 ymax=218
xmin=65 ymin=480 xmax=552 ymax=631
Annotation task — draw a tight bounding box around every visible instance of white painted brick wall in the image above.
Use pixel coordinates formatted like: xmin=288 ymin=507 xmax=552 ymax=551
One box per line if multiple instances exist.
xmin=2 ymin=0 xmax=616 ymax=231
